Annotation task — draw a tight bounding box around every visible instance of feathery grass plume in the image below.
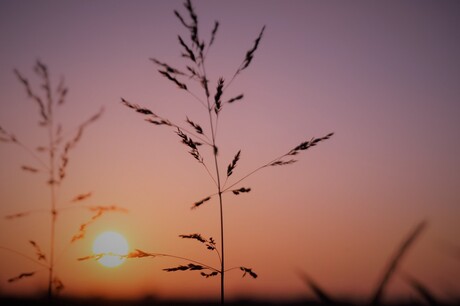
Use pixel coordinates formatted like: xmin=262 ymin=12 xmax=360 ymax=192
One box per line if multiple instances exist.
xmin=297 ymin=270 xmax=336 ymax=304
xmin=1 ymin=60 xmax=105 ymax=299
xmin=401 ymin=272 xmax=439 ymax=306
xmin=120 ymin=1 xmax=332 ymax=303
xmin=371 ymin=220 xmax=428 ymax=305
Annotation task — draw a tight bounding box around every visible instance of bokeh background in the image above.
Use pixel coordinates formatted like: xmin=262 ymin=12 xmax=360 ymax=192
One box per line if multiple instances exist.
xmin=1 ymin=0 xmax=459 ymax=302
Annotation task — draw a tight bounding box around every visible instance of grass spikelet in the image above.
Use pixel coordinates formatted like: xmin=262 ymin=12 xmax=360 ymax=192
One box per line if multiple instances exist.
xmin=14 ymin=69 xmax=48 ymax=125
xmin=176 ymin=128 xmax=203 ymax=162
xmin=56 ymin=76 xmax=68 ymax=105
xmin=88 ymin=205 xmax=128 ymax=213
xmin=179 ymin=234 xmax=216 ymax=251
xmin=127 ymin=249 xmax=153 ymax=258
xmin=21 ymin=165 xmax=40 ymax=173
xmin=288 ymin=133 xmax=335 ymax=156
xmin=235 ymin=26 xmax=266 ymax=75
xmin=159 ymin=69 xmax=188 ymax=90
xmin=77 ymin=254 xmax=103 ymax=261
xmin=8 ymin=272 xmax=36 ymax=283
xmin=71 ymin=192 xmax=92 ymax=203
xmin=186 ymin=117 xmax=203 ymax=134
xmin=214 ymin=78 xmax=224 ymax=114
xmin=121 ymin=98 xmax=156 ymax=116
xmin=146 ymin=118 xmax=172 ymax=126
xmin=192 ymin=196 xmax=211 ymax=209
xmin=29 ymin=240 xmax=47 ymax=262
xmin=5 ymin=212 xmax=29 ymax=220
xmin=122 ymin=98 xmax=174 ymax=127
xmin=150 ymin=58 xmax=186 ymax=75
xmin=0 ymin=126 xmax=17 ymax=143
xmin=178 ymin=35 xmax=197 ymax=63
xmin=240 ymin=267 xmax=258 ymax=279
xmin=231 ymin=187 xmax=251 ymax=195
xmin=226 ymin=94 xmax=244 ymax=104
xmin=269 ymin=159 xmax=297 ymax=167
xmin=164 ymin=263 xmax=205 ymax=272
xmin=227 ymin=150 xmax=241 ymax=177
xmin=179 ymin=233 xmax=206 ymax=243
xmin=371 ymin=220 xmax=428 ymax=305
xmin=209 ymin=21 xmax=219 ymax=47
xmin=202 ymin=271 xmax=219 ymax=278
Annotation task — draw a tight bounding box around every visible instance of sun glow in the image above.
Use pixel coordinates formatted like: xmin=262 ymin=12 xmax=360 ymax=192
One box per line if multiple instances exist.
xmin=92 ymin=231 xmax=129 ymax=268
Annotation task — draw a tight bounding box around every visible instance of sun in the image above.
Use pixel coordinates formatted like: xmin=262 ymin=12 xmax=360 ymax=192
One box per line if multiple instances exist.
xmin=92 ymin=231 xmax=129 ymax=268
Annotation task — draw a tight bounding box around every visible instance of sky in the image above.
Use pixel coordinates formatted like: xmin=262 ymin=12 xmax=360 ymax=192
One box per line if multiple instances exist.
xmin=1 ymin=0 xmax=460 ymax=302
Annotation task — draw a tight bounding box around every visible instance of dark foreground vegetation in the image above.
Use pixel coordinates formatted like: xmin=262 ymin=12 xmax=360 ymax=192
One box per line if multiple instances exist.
xmin=1 ymin=295 xmax=459 ymax=306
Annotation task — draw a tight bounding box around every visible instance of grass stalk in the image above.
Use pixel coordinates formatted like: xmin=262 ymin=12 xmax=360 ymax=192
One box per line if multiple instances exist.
xmin=1 ymin=60 xmax=104 ymax=298
xmin=47 ymin=91 xmax=56 ymax=300
xmin=120 ymin=1 xmax=332 ymax=303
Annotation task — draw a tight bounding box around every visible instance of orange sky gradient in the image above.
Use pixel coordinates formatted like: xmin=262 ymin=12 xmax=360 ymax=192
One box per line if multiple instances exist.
xmin=1 ymin=0 xmax=460 ymax=302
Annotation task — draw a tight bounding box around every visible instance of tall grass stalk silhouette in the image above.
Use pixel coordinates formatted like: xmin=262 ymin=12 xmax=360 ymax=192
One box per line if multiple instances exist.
xmin=0 ymin=60 xmax=121 ymax=299
xmin=120 ymin=1 xmax=333 ymax=303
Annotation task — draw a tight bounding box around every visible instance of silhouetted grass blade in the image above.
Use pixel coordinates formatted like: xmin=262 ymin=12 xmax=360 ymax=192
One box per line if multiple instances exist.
xmin=297 ymin=270 xmax=336 ymax=304
xmin=371 ymin=220 xmax=428 ymax=305
xmin=401 ymin=273 xmax=439 ymax=306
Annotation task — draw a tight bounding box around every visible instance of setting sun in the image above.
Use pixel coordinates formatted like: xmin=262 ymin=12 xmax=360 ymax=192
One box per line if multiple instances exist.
xmin=92 ymin=231 xmax=129 ymax=268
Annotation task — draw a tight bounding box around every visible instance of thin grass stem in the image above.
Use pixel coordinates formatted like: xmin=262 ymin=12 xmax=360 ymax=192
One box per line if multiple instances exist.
xmin=0 ymin=246 xmax=49 ymax=269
